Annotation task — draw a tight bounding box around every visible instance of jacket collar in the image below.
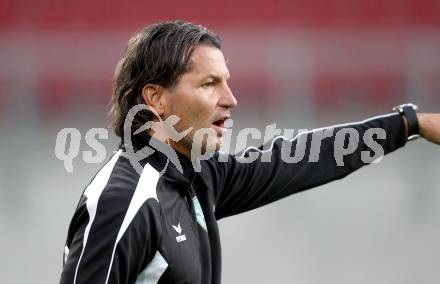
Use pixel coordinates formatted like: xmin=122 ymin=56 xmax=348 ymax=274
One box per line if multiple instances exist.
xmin=120 ymin=132 xmax=196 ymax=184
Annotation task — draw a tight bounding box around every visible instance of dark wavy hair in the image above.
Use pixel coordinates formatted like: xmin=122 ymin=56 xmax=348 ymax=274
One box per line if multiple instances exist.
xmin=110 ymin=20 xmax=222 ymax=139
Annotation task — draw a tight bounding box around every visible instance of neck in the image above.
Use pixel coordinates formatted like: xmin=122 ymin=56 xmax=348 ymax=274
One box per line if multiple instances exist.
xmin=168 ymin=140 xmax=192 ymax=160
xmin=146 ymin=128 xmax=192 ymax=159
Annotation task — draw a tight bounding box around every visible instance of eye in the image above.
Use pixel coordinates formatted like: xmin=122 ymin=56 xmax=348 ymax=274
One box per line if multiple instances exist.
xmin=202 ymin=81 xmax=215 ymax=88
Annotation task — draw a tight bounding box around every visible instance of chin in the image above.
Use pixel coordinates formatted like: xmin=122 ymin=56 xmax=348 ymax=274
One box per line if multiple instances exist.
xmin=210 ymin=137 xmax=223 ymax=150
xmin=188 ymin=128 xmax=222 ymax=157
xmin=214 ymin=141 xmax=222 ymax=152
xmin=198 ymin=137 xmax=221 ymax=156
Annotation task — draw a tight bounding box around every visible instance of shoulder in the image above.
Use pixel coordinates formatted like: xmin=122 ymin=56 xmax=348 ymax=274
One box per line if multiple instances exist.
xmin=76 ymin=150 xmax=162 ymax=228
xmin=62 ymin=152 xmax=163 ymax=282
xmin=66 ymin=150 xmax=163 ymax=247
xmin=91 ymin=150 xmax=160 ymax=201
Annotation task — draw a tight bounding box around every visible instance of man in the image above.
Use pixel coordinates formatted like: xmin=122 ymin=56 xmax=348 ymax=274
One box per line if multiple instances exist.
xmin=60 ymin=21 xmax=440 ymax=284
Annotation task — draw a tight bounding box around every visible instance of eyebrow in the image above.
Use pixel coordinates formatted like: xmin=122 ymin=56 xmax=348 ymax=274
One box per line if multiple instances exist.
xmin=201 ymin=73 xmax=230 ymax=82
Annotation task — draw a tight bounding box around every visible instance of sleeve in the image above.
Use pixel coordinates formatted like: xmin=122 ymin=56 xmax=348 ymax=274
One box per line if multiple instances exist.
xmin=214 ymin=112 xmax=408 ymax=219
xmin=59 ymin=186 xmax=162 ymax=284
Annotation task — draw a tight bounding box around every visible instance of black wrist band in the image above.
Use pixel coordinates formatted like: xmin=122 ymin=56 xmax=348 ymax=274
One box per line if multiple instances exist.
xmin=392 ymin=103 xmax=420 ymax=141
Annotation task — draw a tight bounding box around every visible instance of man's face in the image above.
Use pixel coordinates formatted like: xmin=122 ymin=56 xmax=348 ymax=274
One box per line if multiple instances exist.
xmin=162 ymin=45 xmax=237 ymax=158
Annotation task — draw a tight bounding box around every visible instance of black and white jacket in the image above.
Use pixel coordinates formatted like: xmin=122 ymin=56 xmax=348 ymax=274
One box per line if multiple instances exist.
xmin=60 ymin=112 xmax=407 ymax=284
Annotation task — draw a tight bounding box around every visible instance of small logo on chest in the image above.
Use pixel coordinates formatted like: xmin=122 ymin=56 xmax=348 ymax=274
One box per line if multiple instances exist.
xmin=172 ymin=222 xmax=186 ymax=243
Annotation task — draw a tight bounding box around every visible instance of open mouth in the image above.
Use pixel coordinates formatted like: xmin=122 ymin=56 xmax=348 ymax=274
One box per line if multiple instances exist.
xmin=212 ymin=118 xmax=226 ymax=128
xmin=212 ymin=117 xmax=229 ymax=134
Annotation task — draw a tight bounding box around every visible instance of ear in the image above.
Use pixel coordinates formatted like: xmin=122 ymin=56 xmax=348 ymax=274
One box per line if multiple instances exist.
xmin=141 ymin=84 xmax=167 ymax=117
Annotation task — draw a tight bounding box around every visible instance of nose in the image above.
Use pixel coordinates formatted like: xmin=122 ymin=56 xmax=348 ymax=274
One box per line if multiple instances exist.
xmin=219 ymin=83 xmax=238 ymax=109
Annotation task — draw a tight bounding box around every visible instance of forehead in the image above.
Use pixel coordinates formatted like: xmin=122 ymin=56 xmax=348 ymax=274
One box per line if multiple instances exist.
xmin=185 ymin=45 xmax=229 ymax=78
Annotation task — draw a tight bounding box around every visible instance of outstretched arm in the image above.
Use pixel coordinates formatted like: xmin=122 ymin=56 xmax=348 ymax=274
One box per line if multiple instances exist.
xmin=213 ymin=112 xmax=407 ymax=219
xmin=212 ymin=106 xmax=439 ymax=220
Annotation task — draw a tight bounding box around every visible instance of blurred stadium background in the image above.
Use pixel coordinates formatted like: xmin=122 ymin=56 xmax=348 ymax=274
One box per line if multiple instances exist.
xmin=1 ymin=1 xmax=439 ymax=283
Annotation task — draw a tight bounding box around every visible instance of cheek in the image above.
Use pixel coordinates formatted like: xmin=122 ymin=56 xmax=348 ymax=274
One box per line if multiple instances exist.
xmin=169 ymin=88 xmax=217 ymax=128
xmin=169 ymin=103 xmax=200 ymax=132
xmin=184 ymin=102 xmax=213 ymax=125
